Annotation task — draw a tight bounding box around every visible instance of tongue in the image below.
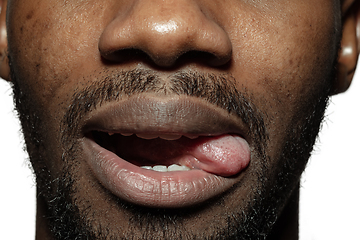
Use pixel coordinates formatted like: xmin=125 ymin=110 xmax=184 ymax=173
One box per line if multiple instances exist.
xmin=190 ymin=135 xmax=250 ymax=176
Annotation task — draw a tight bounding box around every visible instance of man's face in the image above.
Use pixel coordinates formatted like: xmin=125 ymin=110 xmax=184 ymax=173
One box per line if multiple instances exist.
xmin=6 ymin=0 xmax=341 ymax=239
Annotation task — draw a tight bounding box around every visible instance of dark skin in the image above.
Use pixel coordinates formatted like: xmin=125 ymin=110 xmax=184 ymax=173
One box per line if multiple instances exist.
xmin=0 ymin=0 xmax=359 ymax=239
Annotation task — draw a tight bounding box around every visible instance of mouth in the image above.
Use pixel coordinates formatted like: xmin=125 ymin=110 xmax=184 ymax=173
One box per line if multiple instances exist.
xmin=91 ymin=131 xmax=199 ymax=171
xmin=81 ymin=95 xmax=251 ymax=208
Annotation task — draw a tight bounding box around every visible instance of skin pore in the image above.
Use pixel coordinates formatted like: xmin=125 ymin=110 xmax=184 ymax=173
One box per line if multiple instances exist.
xmin=1 ymin=0 xmax=359 ymax=239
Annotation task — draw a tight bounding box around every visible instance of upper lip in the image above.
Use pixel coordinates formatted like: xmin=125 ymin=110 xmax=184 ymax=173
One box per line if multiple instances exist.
xmin=81 ymin=94 xmax=249 ymax=140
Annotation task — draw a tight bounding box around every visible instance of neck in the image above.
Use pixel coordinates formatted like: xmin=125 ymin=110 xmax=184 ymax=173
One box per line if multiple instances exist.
xmin=35 ymin=194 xmax=53 ymax=240
xmin=266 ymin=185 xmax=300 ymax=240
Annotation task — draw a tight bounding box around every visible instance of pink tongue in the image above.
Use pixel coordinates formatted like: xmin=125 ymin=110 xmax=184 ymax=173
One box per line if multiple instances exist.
xmin=191 ymin=135 xmax=250 ymax=177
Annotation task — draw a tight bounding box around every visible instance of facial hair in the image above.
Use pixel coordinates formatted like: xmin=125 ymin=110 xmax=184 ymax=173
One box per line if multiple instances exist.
xmin=10 ymin=65 xmax=333 ymax=239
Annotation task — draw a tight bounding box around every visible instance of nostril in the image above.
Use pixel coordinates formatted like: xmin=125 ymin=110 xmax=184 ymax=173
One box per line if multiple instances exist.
xmin=166 ymin=50 xmax=232 ymax=68
xmin=185 ymin=50 xmax=232 ymax=67
xmin=100 ymin=48 xmax=151 ymax=64
xmin=100 ymin=48 xmax=183 ymax=68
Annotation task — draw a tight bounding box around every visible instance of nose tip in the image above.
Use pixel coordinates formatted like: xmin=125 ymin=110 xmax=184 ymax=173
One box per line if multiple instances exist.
xmin=98 ymin=1 xmax=232 ymax=68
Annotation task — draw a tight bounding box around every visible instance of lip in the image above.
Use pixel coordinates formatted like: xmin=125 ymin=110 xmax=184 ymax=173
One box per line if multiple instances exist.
xmin=81 ymin=94 xmax=250 ymax=207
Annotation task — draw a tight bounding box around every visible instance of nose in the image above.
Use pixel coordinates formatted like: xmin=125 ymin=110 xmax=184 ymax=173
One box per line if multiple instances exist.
xmin=98 ymin=0 xmax=232 ymax=67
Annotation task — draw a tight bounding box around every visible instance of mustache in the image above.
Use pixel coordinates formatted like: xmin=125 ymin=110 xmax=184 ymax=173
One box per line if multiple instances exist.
xmin=61 ymin=69 xmax=268 ymax=154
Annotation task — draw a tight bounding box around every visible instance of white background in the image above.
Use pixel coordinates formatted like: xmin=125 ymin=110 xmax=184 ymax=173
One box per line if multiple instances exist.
xmin=0 ymin=68 xmax=359 ymax=239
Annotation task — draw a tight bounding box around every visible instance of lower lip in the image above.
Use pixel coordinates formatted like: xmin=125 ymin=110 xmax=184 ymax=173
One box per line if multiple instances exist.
xmin=83 ymin=138 xmax=244 ymax=208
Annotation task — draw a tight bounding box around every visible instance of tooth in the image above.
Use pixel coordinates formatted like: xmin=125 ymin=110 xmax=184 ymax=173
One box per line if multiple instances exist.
xmin=184 ymin=135 xmax=199 ymax=139
xmin=158 ymin=134 xmax=182 ymax=140
xmin=183 ymin=165 xmax=191 ymax=171
xmin=141 ymin=166 xmax=152 ymax=170
xmin=108 ymin=132 xmax=115 ymax=136
xmin=168 ymin=164 xmax=191 ymax=172
xmin=121 ymin=133 xmax=133 ymax=136
xmin=152 ymin=165 xmax=168 ymax=172
xmin=136 ymin=133 xmax=159 ymax=140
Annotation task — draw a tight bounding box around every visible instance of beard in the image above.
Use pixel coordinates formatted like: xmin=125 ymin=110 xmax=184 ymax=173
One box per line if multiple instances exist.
xmin=9 ymin=63 xmax=333 ymax=239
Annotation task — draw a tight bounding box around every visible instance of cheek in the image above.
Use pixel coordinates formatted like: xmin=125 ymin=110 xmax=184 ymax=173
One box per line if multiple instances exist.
xmin=6 ymin=1 xmax=110 ymax=163
xmin=227 ymin=3 xmax=338 ymax=159
xmin=237 ymin=7 xmax=335 ymax=104
xmin=7 ymin=0 xmax=105 ymax=110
